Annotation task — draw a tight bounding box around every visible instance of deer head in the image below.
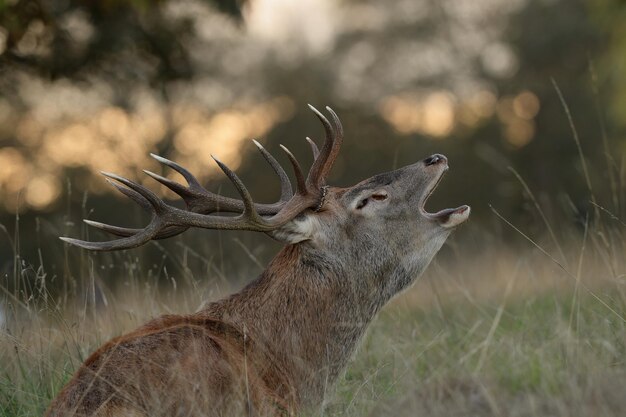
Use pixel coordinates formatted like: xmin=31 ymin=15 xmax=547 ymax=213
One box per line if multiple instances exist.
xmin=297 ymin=155 xmax=469 ymax=301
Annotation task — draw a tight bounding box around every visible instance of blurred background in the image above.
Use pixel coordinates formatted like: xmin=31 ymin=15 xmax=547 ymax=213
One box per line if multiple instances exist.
xmin=0 ymin=0 xmax=624 ymax=295
xmin=1 ymin=2 xmax=626 ymax=416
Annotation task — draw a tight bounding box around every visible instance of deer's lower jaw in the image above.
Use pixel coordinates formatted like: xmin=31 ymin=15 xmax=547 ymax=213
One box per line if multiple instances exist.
xmin=428 ymin=205 xmax=471 ymax=228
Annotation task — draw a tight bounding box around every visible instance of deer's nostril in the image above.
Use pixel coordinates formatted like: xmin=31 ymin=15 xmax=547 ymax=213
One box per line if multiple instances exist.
xmin=423 ymin=154 xmax=447 ymax=166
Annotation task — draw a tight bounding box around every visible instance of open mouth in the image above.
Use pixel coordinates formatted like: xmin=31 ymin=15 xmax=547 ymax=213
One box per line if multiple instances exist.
xmin=419 ymin=167 xmax=471 ymax=228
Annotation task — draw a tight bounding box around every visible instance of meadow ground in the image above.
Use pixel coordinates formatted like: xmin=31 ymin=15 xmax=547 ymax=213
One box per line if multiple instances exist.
xmin=0 ymin=220 xmax=624 ymax=416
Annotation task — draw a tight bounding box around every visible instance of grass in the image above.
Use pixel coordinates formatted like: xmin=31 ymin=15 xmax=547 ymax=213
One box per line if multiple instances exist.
xmin=0 ymin=222 xmax=624 ymax=416
xmin=331 ymin=291 xmax=624 ymax=416
xmin=325 ymin=234 xmax=625 ymax=416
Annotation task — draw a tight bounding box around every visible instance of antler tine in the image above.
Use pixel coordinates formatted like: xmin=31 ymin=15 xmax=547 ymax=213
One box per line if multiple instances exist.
xmin=325 ymin=106 xmax=344 ymax=148
xmin=306 ymin=105 xmax=337 ymax=189
xmin=305 ymin=137 xmax=320 ymax=160
xmin=143 ymin=170 xmax=192 ymax=198
xmin=319 ymin=106 xmax=344 ymax=181
xmin=84 ymin=220 xmax=186 ymax=240
xmin=279 ymin=145 xmax=307 ymax=195
xmin=84 ymin=220 xmax=142 ymax=237
xmin=211 ymin=156 xmax=260 ymax=220
xmin=60 ymin=219 xmax=165 ymax=251
xmin=101 ymin=172 xmax=166 ymax=213
xmin=253 ymin=140 xmax=293 ymax=202
xmin=104 ymin=178 xmax=152 ymax=211
xmin=151 ymin=153 xmax=202 ymax=189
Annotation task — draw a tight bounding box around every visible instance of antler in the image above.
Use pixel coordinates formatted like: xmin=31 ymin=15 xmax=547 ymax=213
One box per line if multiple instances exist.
xmin=60 ymin=105 xmax=343 ymax=251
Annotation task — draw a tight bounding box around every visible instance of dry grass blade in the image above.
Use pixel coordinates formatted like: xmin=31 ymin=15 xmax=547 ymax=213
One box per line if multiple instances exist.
xmin=551 ymin=78 xmax=599 ymax=221
xmin=588 ymin=57 xmax=620 ymax=211
xmin=489 ymin=204 xmax=625 ymax=323
xmin=589 ymin=201 xmax=626 ymax=227
xmin=507 ymin=166 xmax=566 ymax=262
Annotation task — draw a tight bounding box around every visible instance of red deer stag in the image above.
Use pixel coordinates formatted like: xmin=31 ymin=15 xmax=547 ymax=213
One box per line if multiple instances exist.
xmin=49 ymin=105 xmax=470 ymax=416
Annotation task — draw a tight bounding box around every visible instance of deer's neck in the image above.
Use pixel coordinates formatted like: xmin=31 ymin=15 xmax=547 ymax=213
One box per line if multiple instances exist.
xmin=200 ymin=244 xmax=391 ymax=407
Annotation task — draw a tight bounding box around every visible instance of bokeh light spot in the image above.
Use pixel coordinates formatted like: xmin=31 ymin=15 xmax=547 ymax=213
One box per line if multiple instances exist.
xmin=504 ymin=119 xmax=535 ymax=148
xmin=25 ymin=175 xmax=61 ymax=210
xmin=422 ymin=92 xmax=456 ymax=138
xmin=513 ymin=91 xmax=540 ymax=120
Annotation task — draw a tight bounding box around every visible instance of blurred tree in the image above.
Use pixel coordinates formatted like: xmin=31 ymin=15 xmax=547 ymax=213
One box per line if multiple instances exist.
xmin=589 ymin=0 xmax=626 ymax=137
xmin=0 ymin=0 xmax=245 ymax=79
xmin=1 ymin=0 xmax=616 ymax=221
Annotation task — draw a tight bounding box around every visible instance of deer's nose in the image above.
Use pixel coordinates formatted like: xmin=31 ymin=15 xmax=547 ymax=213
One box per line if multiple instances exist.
xmin=423 ymin=154 xmax=447 ymax=166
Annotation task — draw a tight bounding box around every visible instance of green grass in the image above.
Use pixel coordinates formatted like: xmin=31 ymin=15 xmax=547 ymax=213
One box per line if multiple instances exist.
xmin=1 ymin=265 xmax=624 ymax=416
xmin=328 ymin=291 xmax=625 ymax=416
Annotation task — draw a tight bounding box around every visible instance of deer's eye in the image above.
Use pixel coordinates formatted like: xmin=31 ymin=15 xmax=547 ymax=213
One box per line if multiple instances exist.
xmin=356 ymin=198 xmax=369 ymax=209
xmin=356 ymin=192 xmax=388 ymax=210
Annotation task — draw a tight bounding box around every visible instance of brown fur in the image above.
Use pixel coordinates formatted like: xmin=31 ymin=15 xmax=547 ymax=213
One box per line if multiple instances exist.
xmin=47 ymin=314 xmax=296 ymax=416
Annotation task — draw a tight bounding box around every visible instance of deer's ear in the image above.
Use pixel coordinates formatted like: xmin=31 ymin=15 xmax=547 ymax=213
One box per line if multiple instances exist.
xmin=267 ymin=213 xmax=319 ymax=244
xmin=350 ymin=189 xmax=389 ymax=214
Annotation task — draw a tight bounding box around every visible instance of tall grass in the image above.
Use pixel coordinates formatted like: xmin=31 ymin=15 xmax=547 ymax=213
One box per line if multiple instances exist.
xmin=330 ymin=244 xmax=625 ymax=416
